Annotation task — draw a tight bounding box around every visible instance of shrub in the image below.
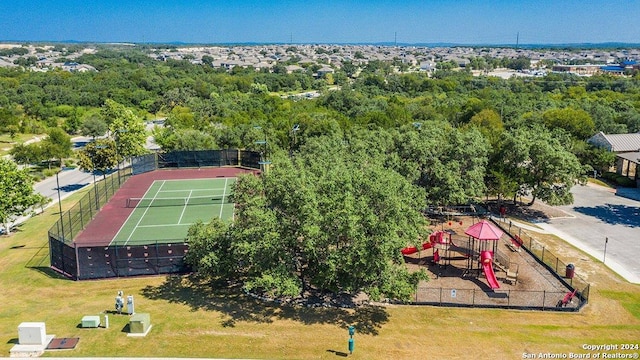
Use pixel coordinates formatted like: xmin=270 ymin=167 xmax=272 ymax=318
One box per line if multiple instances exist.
xmin=42 ymin=167 xmax=61 ymax=178
xmin=615 ymin=176 xmax=637 ymax=188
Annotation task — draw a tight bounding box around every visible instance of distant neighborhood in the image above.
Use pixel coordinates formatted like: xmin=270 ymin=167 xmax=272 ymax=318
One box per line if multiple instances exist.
xmin=1 ymin=43 xmax=639 ymax=78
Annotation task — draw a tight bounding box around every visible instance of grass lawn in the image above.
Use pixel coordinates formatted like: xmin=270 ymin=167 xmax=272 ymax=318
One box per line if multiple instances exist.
xmin=0 ymin=133 xmax=43 ymax=156
xmin=1 ymin=189 xmax=639 ymax=359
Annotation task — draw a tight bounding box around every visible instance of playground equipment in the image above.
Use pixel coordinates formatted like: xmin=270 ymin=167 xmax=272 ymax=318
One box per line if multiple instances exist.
xmin=401 ymin=230 xmax=451 ymax=263
xmin=480 ymin=251 xmax=500 ymax=289
xmin=402 ymin=220 xmax=517 ymax=290
xmin=464 ymin=220 xmax=503 ymax=290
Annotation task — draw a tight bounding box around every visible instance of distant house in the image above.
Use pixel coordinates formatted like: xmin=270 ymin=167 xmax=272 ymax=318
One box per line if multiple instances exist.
xmin=61 ymin=62 xmax=97 ymax=73
xmin=588 ymin=132 xmax=640 ymax=186
xmin=420 ymin=61 xmax=436 ymax=72
xmin=285 ymin=65 xmax=303 ymax=73
xmin=316 ymin=66 xmax=334 ymax=78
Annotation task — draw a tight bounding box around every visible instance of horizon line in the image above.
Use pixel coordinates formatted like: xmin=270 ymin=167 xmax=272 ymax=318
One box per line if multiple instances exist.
xmin=2 ymin=40 xmax=640 ymax=49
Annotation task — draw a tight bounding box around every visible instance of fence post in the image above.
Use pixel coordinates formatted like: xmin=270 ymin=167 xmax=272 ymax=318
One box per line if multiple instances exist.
xmin=472 ymin=289 xmax=475 ymax=306
xmin=439 ymin=288 xmax=442 ymax=306
xmin=67 ymin=211 xmax=73 ymax=241
xmin=556 ymin=258 xmax=559 ymax=273
xmin=507 ymin=290 xmax=510 ymax=306
xmin=79 ymin=201 xmax=84 ymax=229
xmin=542 ymin=291 xmax=546 ymax=311
xmin=74 ymin=243 xmax=80 ymax=280
xmin=88 ymin=191 xmax=94 ymax=216
xmin=542 ymin=247 xmax=545 ymax=263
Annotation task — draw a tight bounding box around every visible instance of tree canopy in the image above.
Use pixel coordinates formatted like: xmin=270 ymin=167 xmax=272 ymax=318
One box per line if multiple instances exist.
xmin=186 ymin=136 xmax=429 ymax=301
xmin=499 ymin=125 xmax=586 ymax=205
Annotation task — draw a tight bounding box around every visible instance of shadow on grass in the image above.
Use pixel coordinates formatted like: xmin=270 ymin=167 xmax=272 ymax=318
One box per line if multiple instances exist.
xmin=141 ymin=275 xmax=389 ymax=335
xmin=326 ymin=349 xmax=349 ymax=357
xmin=28 ymin=266 xmax=69 ymax=280
xmin=7 ymin=338 xmax=18 ymax=345
xmin=573 ymin=204 xmax=640 ymax=228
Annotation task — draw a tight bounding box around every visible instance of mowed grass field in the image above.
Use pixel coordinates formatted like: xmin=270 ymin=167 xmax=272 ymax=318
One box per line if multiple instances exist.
xmin=1 ymin=186 xmax=639 ymax=359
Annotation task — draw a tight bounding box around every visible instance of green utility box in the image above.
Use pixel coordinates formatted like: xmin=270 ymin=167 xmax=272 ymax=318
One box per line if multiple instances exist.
xmin=81 ymin=315 xmax=101 ymax=328
xmin=129 ymin=313 xmax=151 ymax=334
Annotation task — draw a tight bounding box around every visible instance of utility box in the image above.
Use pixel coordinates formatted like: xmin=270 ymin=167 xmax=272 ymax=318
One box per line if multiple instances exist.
xmin=81 ymin=315 xmax=101 ymax=328
xmin=129 ymin=313 xmax=151 ymax=334
xmin=18 ymin=322 xmax=47 ymax=345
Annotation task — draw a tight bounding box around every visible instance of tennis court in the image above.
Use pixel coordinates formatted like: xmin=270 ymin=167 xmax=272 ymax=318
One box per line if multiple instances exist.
xmin=110 ymin=177 xmax=235 ymax=246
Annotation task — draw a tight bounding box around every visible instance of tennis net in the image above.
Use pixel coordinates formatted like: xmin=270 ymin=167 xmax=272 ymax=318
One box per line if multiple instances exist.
xmin=126 ymin=195 xmax=231 ymax=208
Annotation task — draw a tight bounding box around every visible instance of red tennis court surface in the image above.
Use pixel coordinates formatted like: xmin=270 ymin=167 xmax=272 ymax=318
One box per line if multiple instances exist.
xmin=74 ymin=167 xmax=258 ymax=246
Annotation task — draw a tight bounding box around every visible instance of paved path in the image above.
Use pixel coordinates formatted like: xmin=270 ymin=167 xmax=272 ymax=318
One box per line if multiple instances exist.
xmin=531 ymin=183 xmax=640 ymax=284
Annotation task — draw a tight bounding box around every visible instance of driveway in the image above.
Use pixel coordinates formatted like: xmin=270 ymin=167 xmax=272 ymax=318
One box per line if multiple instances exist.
xmin=536 ymin=183 xmax=640 ymax=284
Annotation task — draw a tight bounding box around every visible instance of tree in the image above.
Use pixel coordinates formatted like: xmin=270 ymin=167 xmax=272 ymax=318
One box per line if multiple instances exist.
xmin=186 ymin=138 xmax=428 ymax=301
xmin=394 ymin=122 xmax=489 ymax=206
xmin=102 ymin=99 xmax=147 ymax=159
xmin=542 ymin=107 xmax=595 ymax=139
xmin=0 ymin=159 xmax=42 ymax=235
xmin=157 ymin=129 xmax=217 ymax=151
xmin=467 ymin=109 xmax=504 ymax=146
xmin=81 ymin=116 xmax=108 ymax=139
xmin=10 ymin=143 xmax=43 ymax=165
xmin=165 ymin=105 xmax=196 ymax=129
xmin=499 ymin=125 xmax=586 ymax=205
xmin=77 ymin=139 xmax=119 ymax=175
xmin=42 ymin=128 xmax=72 ymax=168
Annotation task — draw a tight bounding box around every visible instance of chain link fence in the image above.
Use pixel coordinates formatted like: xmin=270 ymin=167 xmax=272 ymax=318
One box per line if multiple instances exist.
xmin=48 ymin=150 xmax=261 ymax=280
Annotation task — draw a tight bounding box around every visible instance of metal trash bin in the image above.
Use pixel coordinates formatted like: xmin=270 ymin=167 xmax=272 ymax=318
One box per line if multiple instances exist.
xmin=565 ymin=264 xmax=575 ymax=279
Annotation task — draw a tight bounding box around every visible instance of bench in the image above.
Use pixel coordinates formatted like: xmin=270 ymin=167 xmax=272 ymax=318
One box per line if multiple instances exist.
xmin=505 ymin=270 xmax=518 ymax=284
xmin=506 ymin=242 xmax=521 ymax=252
xmin=504 ymin=264 xmax=519 ymax=284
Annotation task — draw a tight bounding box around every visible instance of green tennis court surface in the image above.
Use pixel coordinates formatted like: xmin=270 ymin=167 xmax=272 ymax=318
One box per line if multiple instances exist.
xmin=111 ymin=178 xmax=235 ymax=246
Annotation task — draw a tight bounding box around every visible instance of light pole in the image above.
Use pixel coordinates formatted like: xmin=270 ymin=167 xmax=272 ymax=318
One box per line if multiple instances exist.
xmin=253 ymin=125 xmax=270 ymax=173
xmin=290 ymin=124 xmax=299 ymax=157
xmin=92 ymin=144 xmax=107 ymax=210
xmin=55 ymin=170 xmax=65 ymax=241
xmin=114 ymin=129 xmax=127 ymax=185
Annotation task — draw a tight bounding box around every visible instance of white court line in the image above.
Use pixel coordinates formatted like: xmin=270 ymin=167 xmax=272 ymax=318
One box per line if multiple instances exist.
xmin=157 ymin=178 xmax=230 ymax=182
xmin=110 ymin=180 xmax=161 ymax=246
xmin=136 ymin=223 xmax=194 ymax=228
xmin=178 ymin=190 xmax=193 ymax=224
xmin=157 ymin=188 xmax=228 ymax=194
xmin=219 ymin=178 xmax=228 ymax=219
xmin=123 ymin=180 xmax=166 ymax=246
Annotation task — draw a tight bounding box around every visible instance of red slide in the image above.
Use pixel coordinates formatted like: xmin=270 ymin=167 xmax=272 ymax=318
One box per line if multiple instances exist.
xmin=480 ymin=251 xmax=500 ymax=289
xmin=401 ymin=246 xmax=418 ymax=255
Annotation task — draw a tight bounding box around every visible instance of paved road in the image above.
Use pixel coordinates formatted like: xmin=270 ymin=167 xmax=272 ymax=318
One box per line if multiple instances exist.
xmin=536 ymin=183 xmax=640 ymax=284
xmin=35 ymin=167 xmax=95 ymax=202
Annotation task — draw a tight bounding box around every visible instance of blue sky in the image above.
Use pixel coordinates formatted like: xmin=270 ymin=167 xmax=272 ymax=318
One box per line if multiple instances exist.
xmin=2 ymin=1 xmax=639 ymax=44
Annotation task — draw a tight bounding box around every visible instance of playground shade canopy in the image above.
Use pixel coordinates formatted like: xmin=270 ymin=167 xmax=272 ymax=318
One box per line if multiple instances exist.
xmin=464 ymin=220 xmax=503 ymax=240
